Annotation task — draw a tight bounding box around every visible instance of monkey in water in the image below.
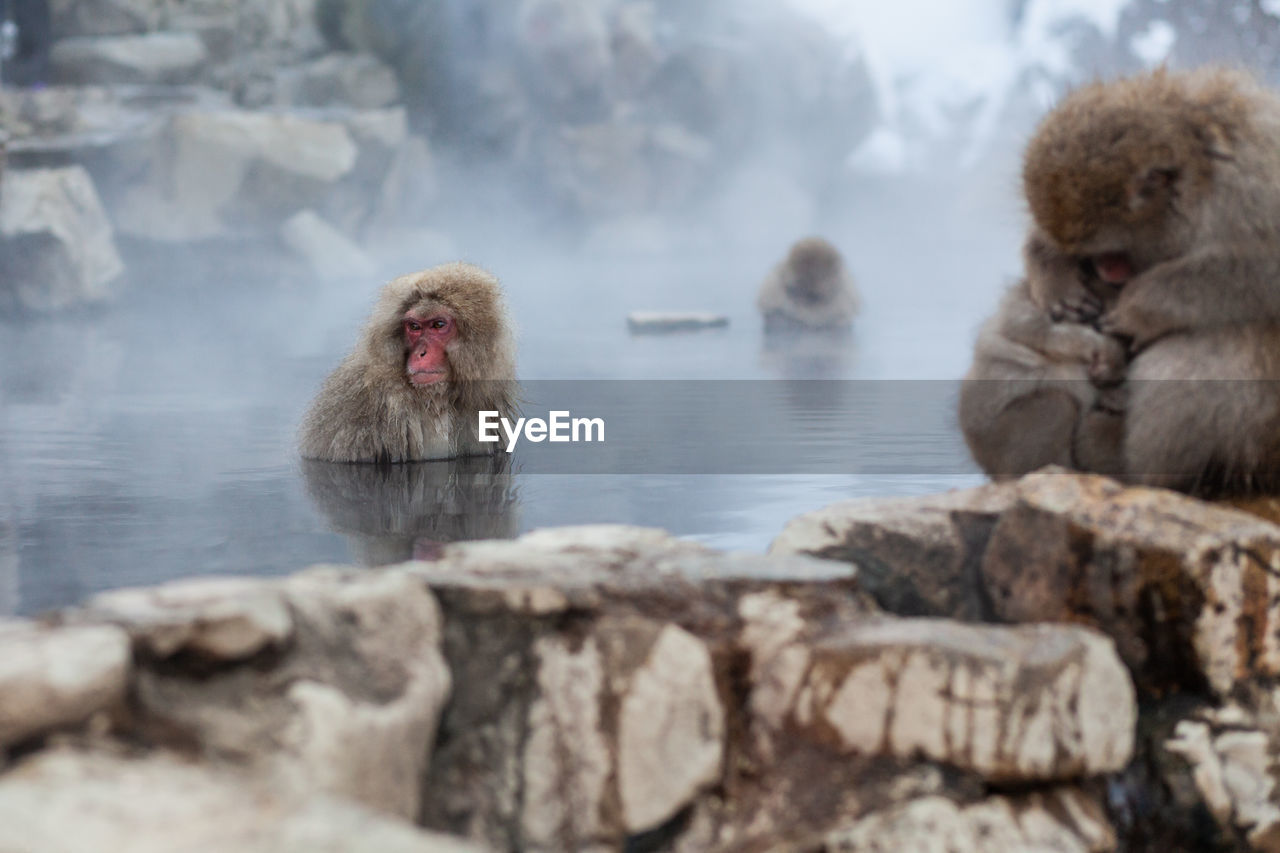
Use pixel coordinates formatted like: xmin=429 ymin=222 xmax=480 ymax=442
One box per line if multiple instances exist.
xmin=757 ymin=237 xmax=860 ymax=333
xmin=1021 ymin=66 xmax=1280 ymax=495
xmin=299 ymin=262 xmax=518 ymax=463
xmin=959 ymin=228 xmax=1128 ymax=479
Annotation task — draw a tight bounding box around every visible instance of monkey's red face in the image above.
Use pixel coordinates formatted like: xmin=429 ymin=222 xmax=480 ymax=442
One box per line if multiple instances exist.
xmin=404 ymin=309 xmax=456 ymax=387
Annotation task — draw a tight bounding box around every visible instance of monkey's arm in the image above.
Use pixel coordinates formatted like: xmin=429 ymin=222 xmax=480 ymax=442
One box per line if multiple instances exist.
xmin=1100 ymin=246 xmax=1280 ymax=346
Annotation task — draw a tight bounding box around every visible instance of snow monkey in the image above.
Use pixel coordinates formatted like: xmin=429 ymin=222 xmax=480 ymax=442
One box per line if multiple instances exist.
xmin=959 ymin=227 xmax=1128 ymax=479
xmin=757 ymin=237 xmax=860 ymax=333
xmin=1020 ymin=66 xmax=1280 ymax=494
xmin=300 ymin=262 xmax=518 ymax=463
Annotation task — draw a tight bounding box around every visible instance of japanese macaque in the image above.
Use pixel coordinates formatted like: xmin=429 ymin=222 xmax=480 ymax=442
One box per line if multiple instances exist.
xmin=959 ymin=228 xmax=1128 ymax=479
xmin=757 ymin=237 xmax=860 ymax=333
xmin=1019 ymin=66 xmax=1280 ymax=494
xmin=299 ymin=262 xmax=518 ymax=463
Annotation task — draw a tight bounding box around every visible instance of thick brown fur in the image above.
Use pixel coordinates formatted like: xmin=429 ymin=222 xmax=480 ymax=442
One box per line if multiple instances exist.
xmin=757 ymin=237 xmax=860 ymax=333
xmin=1022 ymin=66 xmax=1280 ymax=495
xmin=299 ymin=262 xmax=518 ymax=463
xmin=960 ymin=228 xmax=1127 ymax=480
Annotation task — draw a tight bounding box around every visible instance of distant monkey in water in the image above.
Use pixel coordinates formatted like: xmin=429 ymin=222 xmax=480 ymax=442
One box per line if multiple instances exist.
xmin=959 ymin=227 xmax=1128 ymax=479
xmin=1008 ymin=66 xmax=1280 ymax=495
xmin=299 ymin=262 xmax=518 ymax=463
xmin=757 ymin=237 xmax=860 ymax=333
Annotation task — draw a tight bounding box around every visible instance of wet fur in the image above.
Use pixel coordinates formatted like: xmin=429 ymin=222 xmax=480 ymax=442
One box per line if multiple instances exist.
xmin=299 ymin=262 xmax=518 ymax=463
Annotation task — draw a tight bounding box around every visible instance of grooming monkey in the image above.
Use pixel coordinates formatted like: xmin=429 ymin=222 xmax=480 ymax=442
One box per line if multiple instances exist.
xmin=1015 ymin=66 xmax=1280 ymax=494
xmin=959 ymin=227 xmax=1128 ymax=479
xmin=299 ymin=262 xmax=518 ymax=463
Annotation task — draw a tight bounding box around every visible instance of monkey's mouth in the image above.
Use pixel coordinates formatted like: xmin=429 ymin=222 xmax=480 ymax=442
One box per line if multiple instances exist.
xmin=409 ymin=370 xmax=447 ymax=387
xmin=1092 ymin=252 xmax=1134 ymax=285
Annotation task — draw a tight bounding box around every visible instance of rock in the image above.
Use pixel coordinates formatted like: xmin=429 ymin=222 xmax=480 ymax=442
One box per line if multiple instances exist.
xmin=49 ymin=0 xmax=161 ymax=38
xmin=81 ymin=569 xmax=451 ymax=819
xmin=403 ymin=524 xmax=1125 ymax=850
xmin=51 ymin=32 xmax=209 ymax=85
xmin=765 ymin=618 xmax=1134 ymax=782
xmin=516 ymin=0 xmax=614 ymax=117
xmin=410 ymin=525 xmax=873 ymax=850
xmin=0 ymin=746 xmax=485 ymax=853
xmin=1164 ymin=696 xmax=1280 ymax=850
xmin=280 ymin=209 xmax=376 ymax=280
xmin=114 ymin=108 xmax=359 ymax=241
xmin=776 ymin=469 xmax=1280 ymax=697
xmin=626 ymin=311 xmax=729 ymax=333
xmin=823 ymin=789 xmax=1116 ymax=852
xmin=770 ymin=481 xmax=1018 ymax=619
xmin=266 ymin=52 xmax=401 ymax=109
xmin=85 ymin=576 xmax=294 ymax=662
xmin=0 ymin=165 xmax=123 ymax=314
xmin=980 ymin=471 xmax=1280 ymax=696
xmin=0 ymin=622 xmax=130 ymax=748
xmin=537 ymin=120 xmax=714 ymax=217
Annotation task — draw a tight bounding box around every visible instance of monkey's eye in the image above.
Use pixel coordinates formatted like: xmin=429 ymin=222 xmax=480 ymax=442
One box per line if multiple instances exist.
xmin=406 ymin=321 xmax=423 ymax=332
xmin=429 ymin=318 xmax=449 ymax=330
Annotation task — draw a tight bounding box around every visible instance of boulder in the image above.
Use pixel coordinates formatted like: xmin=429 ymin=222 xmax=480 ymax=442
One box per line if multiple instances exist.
xmin=0 ymin=622 xmax=130 ymax=748
xmin=280 ymin=209 xmax=376 ymax=281
xmin=260 ymin=52 xmax=401 ymax=109
xmin=0 ymin=165 xmax=123 ymax=314
xmin=774 ymin=469 xmax=1280 ymax=696
xmin=1166 ymin=698 xmax=1280 ymax=850
xmin=406 ymin=525 xmax=1131 ymax=852
xmin=49 ymin=0 xmax=161 ymax=38
xmin=770 ymin=481 xmax=1018 ymax=620
xmin=0 ymin=747 xmax=485 ymax=853
xmin=822 ymin=790 xmax=1116 ymax=853
xmin=0 ymin=523 xmax=1136 ymax=852
xmin=113 ymin=107 xmax=359 ymax=241
xmin=79 ymin=568 xmax=451 ymax=819
xmin=51 ymin=32 xmax=209 ymax=85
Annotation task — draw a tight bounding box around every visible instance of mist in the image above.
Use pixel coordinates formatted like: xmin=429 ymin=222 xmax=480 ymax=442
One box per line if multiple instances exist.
xmin=1 ymin=0 xmax=1273 ymax=613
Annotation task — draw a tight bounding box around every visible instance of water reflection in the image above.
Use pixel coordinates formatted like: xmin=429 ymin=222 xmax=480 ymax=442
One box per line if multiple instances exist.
xmin=759 ymin=328 xmax=857 ymax=378
xmin=301 ymin=454 xmax=520 ymax=565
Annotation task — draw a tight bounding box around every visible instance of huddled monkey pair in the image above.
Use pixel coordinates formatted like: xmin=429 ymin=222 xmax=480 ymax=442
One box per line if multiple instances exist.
xmin=961 ymin=66 xmax=1280 ymax=496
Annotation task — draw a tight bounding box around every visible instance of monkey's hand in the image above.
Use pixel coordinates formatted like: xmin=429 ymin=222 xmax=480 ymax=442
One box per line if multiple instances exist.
xmin=1087 ymin=335 xmax=1128 ymax=387
xmin=1050 ymin=292 xmax=1105 ymax=324
xmin=1096 ymin=289 xmax=1177 ymax=351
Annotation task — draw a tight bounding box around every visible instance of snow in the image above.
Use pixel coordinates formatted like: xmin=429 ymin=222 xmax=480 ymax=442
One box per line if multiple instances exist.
xmin=1130 ymin=19 xmax=1177 ymax=64
xmin=785 ymin=0 xmax=1132 ymax=173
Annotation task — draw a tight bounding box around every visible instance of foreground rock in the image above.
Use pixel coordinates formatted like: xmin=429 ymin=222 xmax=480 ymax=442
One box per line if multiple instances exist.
xmin=0 ymin=623 xmax=129 ymax=748
xmin=0 ymin=747 xmax=483 ymax=853
xmin=79 ymin=569 xmax=451 ymax=820
xmin=0 ymin=524 xmax=1133 ymax=853
xmin=774 ymin=468 xmax=1280 ymax=697
xmin=406 ymin=526 xmax=1131 ymax=851
xmin=772 ymin=467 xmax=1280 ymax=850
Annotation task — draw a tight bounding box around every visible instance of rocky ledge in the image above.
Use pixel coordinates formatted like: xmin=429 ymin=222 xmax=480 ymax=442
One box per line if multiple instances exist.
xmin=6 ymin=470 xmax=1280 ymax=850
